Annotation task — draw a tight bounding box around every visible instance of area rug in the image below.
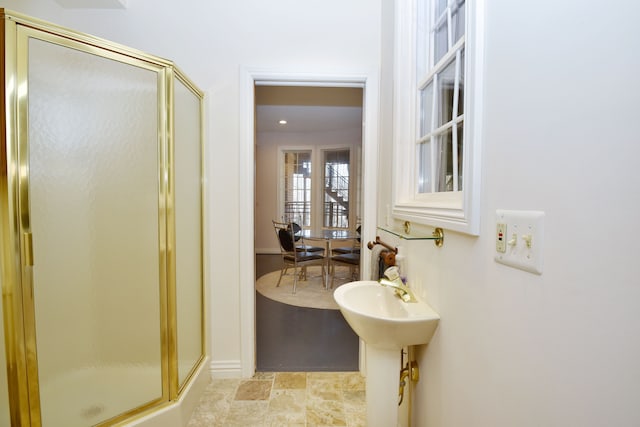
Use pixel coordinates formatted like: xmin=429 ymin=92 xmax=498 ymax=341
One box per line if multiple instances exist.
xmin=256 ymin=266 xmax=355 ymax=310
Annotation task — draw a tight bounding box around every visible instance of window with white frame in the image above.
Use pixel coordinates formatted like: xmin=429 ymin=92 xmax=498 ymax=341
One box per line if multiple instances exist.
xmin=392 ymin=0 xmax=483 ymax=234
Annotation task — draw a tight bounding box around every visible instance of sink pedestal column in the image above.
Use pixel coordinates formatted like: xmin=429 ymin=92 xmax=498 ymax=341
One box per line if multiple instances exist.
xmin=365 ymin=345 xmax=401 ymax=427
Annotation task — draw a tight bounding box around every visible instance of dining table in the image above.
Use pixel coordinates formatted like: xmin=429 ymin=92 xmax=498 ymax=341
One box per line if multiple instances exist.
xmin=303 ymin=229 xmax=360 ymax=289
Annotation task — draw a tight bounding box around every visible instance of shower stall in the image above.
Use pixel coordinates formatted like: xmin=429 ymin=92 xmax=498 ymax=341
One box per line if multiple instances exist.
xmin=0 ymin=10 xmax=206 ymax=426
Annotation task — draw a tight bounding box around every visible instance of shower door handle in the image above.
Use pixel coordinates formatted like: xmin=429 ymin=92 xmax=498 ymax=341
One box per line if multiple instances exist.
xmin=18 ymin=164 xmax=34 ymax=266
xmin=18 ymin=167 xmax=34 ymax=266
xmin=18 ymin=138 xmax=33 ymax=266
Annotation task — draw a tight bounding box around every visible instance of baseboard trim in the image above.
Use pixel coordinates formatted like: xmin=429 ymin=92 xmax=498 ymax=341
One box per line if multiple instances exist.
xmin=210 ymin=359 xmax=243 ymax=378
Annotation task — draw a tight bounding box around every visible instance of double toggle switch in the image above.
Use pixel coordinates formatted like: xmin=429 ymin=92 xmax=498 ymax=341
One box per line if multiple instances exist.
xmin=497 ymin=230 xmax=532 ymax=252
xmin=495 ymin=210 xmax=545 ymax=274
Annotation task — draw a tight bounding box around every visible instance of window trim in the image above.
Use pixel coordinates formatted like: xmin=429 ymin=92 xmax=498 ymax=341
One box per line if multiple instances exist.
xmin=392 ymin=0 xmax=484 ymax=235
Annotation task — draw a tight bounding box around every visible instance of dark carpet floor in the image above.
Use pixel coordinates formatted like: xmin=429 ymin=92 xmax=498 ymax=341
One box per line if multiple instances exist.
xmin=255 ymin=254 xmax=359 ymax=372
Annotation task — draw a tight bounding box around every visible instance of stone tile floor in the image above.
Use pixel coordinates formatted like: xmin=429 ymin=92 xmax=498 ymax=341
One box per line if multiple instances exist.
xmin=186 ymin=371 xmax=366 ymax=427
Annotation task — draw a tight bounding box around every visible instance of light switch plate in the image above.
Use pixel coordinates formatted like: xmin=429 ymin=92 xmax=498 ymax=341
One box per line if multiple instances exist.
xmin=494 ymin=210 xmax=545 ymax=274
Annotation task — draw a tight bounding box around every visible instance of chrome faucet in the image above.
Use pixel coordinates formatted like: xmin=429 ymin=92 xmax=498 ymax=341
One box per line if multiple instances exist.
xmin=379 ymin=278 xmax=417 ymax=303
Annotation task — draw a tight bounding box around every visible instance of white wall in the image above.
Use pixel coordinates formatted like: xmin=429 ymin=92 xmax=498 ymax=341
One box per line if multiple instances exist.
xmin=377 ymin=1 xmax=640 ymax=426
xmin=3 ymin=0 xmax=382 ymax=376
xmin=203 ymin=2 xmax=380 ymax=372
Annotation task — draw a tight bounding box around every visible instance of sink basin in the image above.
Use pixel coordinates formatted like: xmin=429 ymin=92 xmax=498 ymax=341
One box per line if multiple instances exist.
xmin=333 ymin=280 xmax=440 ymax=350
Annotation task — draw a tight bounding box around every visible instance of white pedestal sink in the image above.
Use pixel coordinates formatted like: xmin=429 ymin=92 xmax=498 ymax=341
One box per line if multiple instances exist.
xmin=334 ymin=281 xmax=440 ymax=427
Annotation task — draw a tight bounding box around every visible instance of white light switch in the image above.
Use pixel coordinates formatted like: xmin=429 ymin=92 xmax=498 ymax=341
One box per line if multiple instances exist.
xmin=494 ymin=210 xmax=544 ymax=274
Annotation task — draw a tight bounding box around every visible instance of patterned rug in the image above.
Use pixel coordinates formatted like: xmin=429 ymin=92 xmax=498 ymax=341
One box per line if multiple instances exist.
xmin=255 ymin=266 xmax=356 ymax=310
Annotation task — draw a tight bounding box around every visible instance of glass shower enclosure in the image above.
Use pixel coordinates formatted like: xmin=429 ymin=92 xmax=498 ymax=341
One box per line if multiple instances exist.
xmin=0 ymin=10 xmax=205 ymax=426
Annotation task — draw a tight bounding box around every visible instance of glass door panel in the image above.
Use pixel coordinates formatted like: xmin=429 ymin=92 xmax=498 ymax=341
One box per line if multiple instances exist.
xmin=322 ymin=149 xmax=350 ymax=229
xmin=283 ymin=151 xmax=312 ymax=227
xmin=26 ymin=34 xmax=163 ymax=426
xmin=173 ymin=75 xmax=204 ymax=387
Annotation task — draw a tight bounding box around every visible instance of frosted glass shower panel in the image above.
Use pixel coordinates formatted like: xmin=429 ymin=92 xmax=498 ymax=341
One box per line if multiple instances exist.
xmin=0 ymin=284 xmax=9 ymax=425
xmin=27 ymin=37 xmax=163 ymax=426
xmin=174 ymin=75 xmax=204 ymax=387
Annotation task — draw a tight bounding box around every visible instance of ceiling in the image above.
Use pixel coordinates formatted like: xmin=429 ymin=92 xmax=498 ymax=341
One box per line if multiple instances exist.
xmin=256 ymin=104 xmax=363 ymax=133
xmin=255 ymin=86 xmax=363 ymax=134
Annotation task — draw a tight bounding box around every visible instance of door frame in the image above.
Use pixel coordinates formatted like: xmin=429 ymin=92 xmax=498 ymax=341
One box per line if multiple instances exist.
xmin=239 ymin=68 xmax=379 ymax=376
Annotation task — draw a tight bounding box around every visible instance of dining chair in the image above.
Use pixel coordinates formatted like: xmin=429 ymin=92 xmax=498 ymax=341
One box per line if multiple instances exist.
xmin=329 ymin=241 xmax=360 ymax=289
xmin=331 ymin=225 xmax=361 ymax=255
xmin=289 ymin=222 xmax=325 ymax=253
xmin=272 ymin=220 xmax=327 ymax=293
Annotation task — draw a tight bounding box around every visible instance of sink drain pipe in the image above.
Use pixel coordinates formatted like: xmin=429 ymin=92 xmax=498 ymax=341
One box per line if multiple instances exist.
xmin=399 ymin=346 xmax=419 ymax=426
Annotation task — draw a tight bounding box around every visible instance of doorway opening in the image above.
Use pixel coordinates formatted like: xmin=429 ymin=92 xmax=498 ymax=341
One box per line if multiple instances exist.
xmin=254 ymin=85 xmax=363 ymax=371
xmin=238 ymin=70 xmax=379 ymax=376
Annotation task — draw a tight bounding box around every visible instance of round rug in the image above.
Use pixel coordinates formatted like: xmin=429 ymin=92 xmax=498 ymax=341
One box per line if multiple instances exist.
xmin=256 ymin=267 xmax=355 ymax=310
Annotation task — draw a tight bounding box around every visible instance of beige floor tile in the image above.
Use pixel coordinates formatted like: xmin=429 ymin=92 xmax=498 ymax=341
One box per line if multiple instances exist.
xmin=274 ymin=372 xmax=307 ymax=389
xmin=186 ymin=371 xmax=366 ymax=426
xmin=203 ymin=378 xmax=241 ymax=397
xmin=225 ymin=400 xmax=269 ymax=426
xmin=268 ymin=389 xmax=306 ymax=413
xmin=343 ymin=390 xmax=366 ymax=413
xmin=345 ymin=410 xmax=367 ymax=427
xmin=234 ymin=379 xmax=272 ymax=400
xmin=268 ymin=390 xmax=307 ymax=426
xmin=253 ymin=371 xmax=276 ymax=380
xmin=307 ymin=371 xmax=344 ymax=381
xmin=266 ymin=411 xmax=307 ymax=425
xmin=306 ymin=398 xmax=347 ymax=426
xmin=307 ymin=378 xmax=343 ymax=401
xmin=342 ymin=372 xmax=366 ymax=391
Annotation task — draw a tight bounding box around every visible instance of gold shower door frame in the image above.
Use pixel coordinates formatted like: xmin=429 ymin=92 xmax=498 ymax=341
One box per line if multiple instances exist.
xmin=0 ymin=10 xmax=205 ymax=426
